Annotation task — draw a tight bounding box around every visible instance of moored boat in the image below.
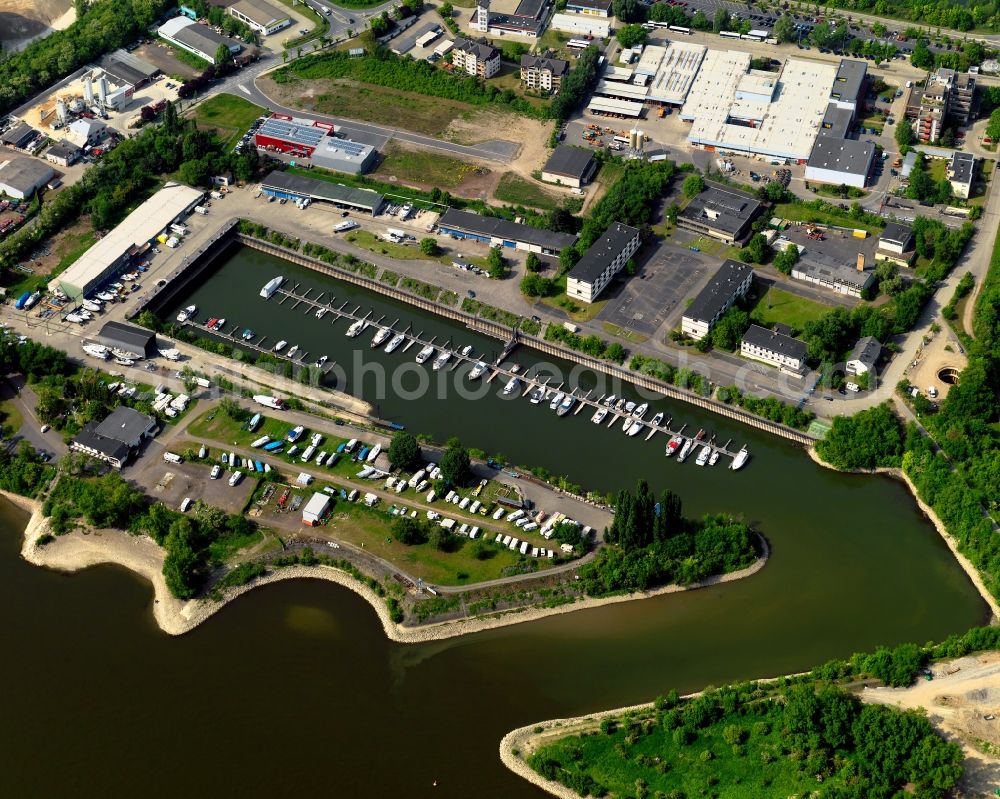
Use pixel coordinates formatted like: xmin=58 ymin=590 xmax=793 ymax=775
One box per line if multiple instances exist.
xmin=260 ymin=276 xmax=284 ymax=299
xmin=549 ymin=392 xmax=565 ymax=411
xmin=633 ymin=402 xmax=648 ymax=418
xmin=665 ymin=435 xmax=683 ymax=457
xmin=384 ymin=333 xmax=406 ymax=353
xmin=677 ymin=438 xmax=695 ymax=463
xmin=468 ymin=361 xmax=487 ymax=379
xmin=695 ymin=445 xmax=711 ymax=466
xmin=432 ymin=351 xmax=451 ymax=370
xmin=556 ymin=394 xmax=575 ymax=416
xmin=286 ymin=344 xmax=300 ymax=358
xmin=626 ymin=419 xmax=644 ymax=436
xmin=625 ymin=401 xmax=636 ymax=413
xmin=460 ymin=345 xmax=473 ymax=357
xmin=592 ymin=406 xmax=608 ymax=424
xmin=622 ymin=414 xmax=634 ymax=432
xmin=345 ymin=320 xmax=365 ymax=338
xmin=650 ymin=411 xmax=665 ymax=427
xmin=529 ymin=386 xmax=545 ymax=404
xmin=314 ymin=355 xmax=328 ymax=368
xmin=241 ymin=328 xmax=255 ymax=340
xmin=212 ymin=318 xmax=225 ymax=331
xmin=371 ymin=326 xmax=392 ymax=348
xmin=709 ymin=449 xmax=720 ymax=466
xmin=502 ymin=377 xmax=520 ymax=396
xmin=416 ymin=345 xmax=434 ymax=364
xmin=614 ymin=398 xmax=626 ymax=412
xmin=206 ymin=317 xmax=218 ymax=329
xmin=604 ymin=394 xmax=616 ymax=407
xmin=315 ymin=308 xmax=327 ymax=320
xmin=273 ymin=340 xmax=287 ymax=352
xmin=730 ymin=446 xmax=750 ymax=471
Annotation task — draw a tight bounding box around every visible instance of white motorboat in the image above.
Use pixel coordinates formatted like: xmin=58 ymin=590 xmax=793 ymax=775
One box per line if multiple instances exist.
xmin=286 ymin=344 xmax=300 ymax=358
xmin=346 ymin=319 xmax=365 ymax=337
xmin=556 ymin=394 xmax=575 ymax=416
xmin=709 ymin=449 xmax=721 ymax=466
xmin=615 ymin=398 xmax=626 ymax=412
xmin=665 ymin=435 xmax=683 ymax=457
xmin=730 ymin=446 xmax=750 ymax=471
xmin=695 ymin=445 xmax=711 ymax=466
xmin=114 ymin=357 xmax=134 ymax=366
xmin=371 ymin=326 xmax=392 ymax=348
xmin=529 ymin=386 xmax=545 ymax=404
xmin=83 ymin=300 xmax=102 ymax=313
xmin=622 ymin=414 xmax=633 ymax=432
xmin=82 ymin=343 xmax=109 ymax=359
xmin=460 ymin=345 xmax=473 ymax=357
xmin=273 ymin=340 xmax=288 ymax=352
xmin=314 ymin=355 xmax=328 ymax=368
xmin=384 ymin=333 xmax=406 ymax=353
xmin=286 ymin=425 xmax=305 ymax=443
xmin=416 ymin=345 xmax=434 ymax=364
xmin=366 ymin=443 xmax=382 ymax=463
xmin=159 ymin=348 xmax=181 ymax=361
xmin=315 ymin=308 xmax=327 ymax=319
xmin=111 ymin=348 xmax=141 ymax=360
xmin=502 ymin=377 xmax=520 ymax=396
xmin=592 ymin=407 xmax=608 ymax=424
xmin=548 ymin=392 xmax=564 ymax=411
xmin=633 ymin=402 xmax=648 ymax=417
xmin=626 ymin=419 xmax=644 ymax=437
xmin=650 ymin=412 xmax=665 ymax=427
xmin=260 ymin=276 xmax=284 ymax=299
xmin=432 ymin=351 xmax=451 ymax=370
xmin=97 ymin=292 xmax=116 ymax=303
xmin=212 ymin=318 xmax=225 ymax=331
xmin=677 ymin=438 xmax=695 ymax=463
xmin=604 ymin=394 xmax=616 ymax=407
xmin=468 ymin=361 xmax=488 ymax=379
xmin=625 ymin=401 xmax=636 ymax=413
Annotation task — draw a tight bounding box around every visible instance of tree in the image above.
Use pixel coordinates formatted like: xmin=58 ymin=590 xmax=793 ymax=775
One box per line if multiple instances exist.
xmin=393 ymin=516 xmax=428 ymax=545
xmin=215 ymin=42 xmax=233 ymax=66
xmin=690 ymin=9 xmax=710 ymax=30
xmin=525 ymin=252 xmax=542 ymax=272
xmin=682 ymin=174 xmax=704 ymax=199
xmin=419 ymin=237 xmax=439 ymax=256
xmin=219 ymin=397 xmax=250 ymax=422
xmin=520 ymin=274 xmax=554 ymax=296
xmin=986 ymin=108 xmax=1000 ymax=144
xmin=710 ymin=307 xmax=750 ymax=351
xmin=388 ymin=431 xmax=421 ymax=471
xmin=764 ymin=180 xmax=786 ymax=202
xmin=487 ymin=246 xmax=506 ymax=279
xmin=439 ymin=441 xmax=471 ymax=486
xmin=738 ymin=233 xmax=770 ymax=265
xmin=612 ymin=0 xmax=646 ymax=23
xmin=895 ymin=118 xmax=914 ymax=149
xmin=713 ymin=8 xmax=730 ymax=32
xmin=911 ymin=39 xmax=934 ymax=69
xmin=616 ymin=24 xmax=647 ymax=49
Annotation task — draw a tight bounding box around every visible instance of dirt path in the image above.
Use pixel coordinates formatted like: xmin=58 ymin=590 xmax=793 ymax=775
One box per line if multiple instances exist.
xmin=863 ymin=652 xmax=1000 ymax=798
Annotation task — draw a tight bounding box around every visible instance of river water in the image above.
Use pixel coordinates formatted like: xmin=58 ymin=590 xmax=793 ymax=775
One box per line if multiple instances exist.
xmin=0 ymin=244 xmax=987 ymax=797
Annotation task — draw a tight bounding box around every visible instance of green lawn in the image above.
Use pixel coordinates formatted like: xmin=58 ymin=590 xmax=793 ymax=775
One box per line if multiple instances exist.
xmin=274 ymin=0 xmax=328 ymax=49
xmin=773 ymin=202 xmax=884 ymax=234
xmin=189 ymin=94 xmax=265 ymax=147
xmin=494 ymin=172 xmax=561 ymax=211
xmin=374 ymin=142 xmax=486 ymax=189
xmin=0 ymin=396 xmax=24 ymax=436
xmin=749 ymin=286 xmax=833 ymax=335
xmin=928 ymin=157 xmax=948 ymax=183
xmin=345 ymin=229 xmax=431 ymax=262
xmin=1 ymin=218 xmax=96 ymax=297
xmin=535 ymin=27 xmax=571 ymax=59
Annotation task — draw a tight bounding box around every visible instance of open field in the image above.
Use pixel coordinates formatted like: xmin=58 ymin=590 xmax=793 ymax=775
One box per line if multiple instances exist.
xmin=749 ymin=285 xmax=832 ymax=334
xmin=188 ymin=94 xmax=265 ymax=148
xmin=373 ymin=142 xmax=488 ymax=190
xmin=0 ymin=215 xmax=95 ymax=296
xmin=493 ymin=172 xmax=561 ymax=210
xmin=260 ymin=75 xmax=474 ymax=137
xmin=773 ymin=201 xmax=885 ymax=234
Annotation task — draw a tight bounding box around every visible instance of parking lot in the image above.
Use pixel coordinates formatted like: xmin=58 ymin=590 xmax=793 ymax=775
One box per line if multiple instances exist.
xmin=777 ymin=221 xmax=878 ymax=289
xmin=597 ymin=242 xmax=719 ymax=341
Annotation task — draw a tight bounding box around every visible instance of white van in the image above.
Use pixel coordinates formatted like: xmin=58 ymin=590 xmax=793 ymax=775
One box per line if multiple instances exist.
xmin=163 ymin=452 xmax=182 ymax=464
xmin=179 ymin=497 xmax=192 ymax=512
xmin=506 ymin=509 xmax=524 ymax=522
xmin=347 ymin=489 xmax=359 ymax=502
xmin=445 ymin=490 xmax=456 ymax=503
xmin=426 ymin=489 xmax=436 ymax=503
xmin=228 ymin=471 xmax=243 ymax=486
xmin=345 ymin=438 xmax=358 ymax=453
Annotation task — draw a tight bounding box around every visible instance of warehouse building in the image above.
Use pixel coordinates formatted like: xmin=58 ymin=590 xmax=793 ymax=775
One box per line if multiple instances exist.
xmin=791 ymin=257 xmax=873 ymax=298
xmin=647 ymin=41 xmax=707 ymax=107
xmin=0 ymin=156 xmax=55 ymax=199
xmin=681 ymin=260 xmax=753 ymax=341
xmin=70 ymin=406 xmax=157 ymax=469
xmin=310 ymin=136 xmax=377 ymax=175
xmin=550 ymin=12 xmax=610 ymax=37
xmin=302 ymin=492 xmax=332 ymax=526
xmin=740 ymin=324 xmax=807 ymax=376
xmin=876 ymin=222 xmax=915 ymax=266
xmin=587 ymin=96 xmax=643 ymax=118
xmin=566 ymin=222 xmax=641 ymax=303
xmin=229 ymin=0 xmax=290 ymax=35
xmin=520 ymin=54 xmax=568 ymax=93
xmin=99 ymin=50 xmax=160 ymax=89
xmin=948 ymin=151 xmax=975 ymax=199
xmin=67 ymin=118 xmax=106 ymax=148
xmin=50 ymin=182 xmax=204 ymax=298
xmin=436 ymin=208 xmax=577 ymax=254
xmin=96 ymin=321 xmax=158 ymax=359
xmin=260 ymin=170 xmax=384 ymax=214
xmin=1 ymin=122 xmax=38 ymax=151
xmin=158 ymin=16 xmax=243 ymax=64
xmin=682 ymin=52 xmax=836 ymax=164
xmin=676 ymin=183 xmax=762 ymax=245
xmin=565 ymin=0 xmax=611 ymax=15
xmin=44 ymin=140 xmax=83 ymax=168
xmin=541 ymin=145 xmax=596 ymax=188
xmin=804 ymin=137 xmax=874 ymax=189
xmin=254 ymin=118 xmax=328 ymax=156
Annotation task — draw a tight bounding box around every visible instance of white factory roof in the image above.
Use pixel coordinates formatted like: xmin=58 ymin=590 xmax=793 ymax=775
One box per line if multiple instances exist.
xmin=604 ymin=65 xmax=635 ymax=82
xmin=56 ymin=183 xmax=204 ymax=291
xmin=735 ymin=73 xmax=777 ymax=101
xmin=634 ymin=44 xmax=667 ymax=76
xmin=684 ymin=54 xmax=837 ymax=162
xmin=647 ymin=40 xmax=707 ymax=105
xmin=587 ymin=97 xmax=643 ymax=117
xmin=594 ymin=79 xmax=649 ymax=101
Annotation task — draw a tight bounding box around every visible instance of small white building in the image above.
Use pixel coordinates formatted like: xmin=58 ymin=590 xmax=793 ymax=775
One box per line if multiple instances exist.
xmin=681 ymin=260 xmax=754 ymax=341
xmin=67 ymin=118 xmax=106 ymax=148
xmin=740 ymin=324 xmax=807 ymax=376
xmin=550 ymin=12 xmax=610 ymax=37
xmin=947 ymin=151 xmax=975 ymax=199
xmin=846 ymin=336 xmax=881 ymax=376
xmin=302 ymin=492 xmax=331 ymax=526
xmin=228 ymin=0 xmax=291 ymax=36
xmin=566 ymin=222 xmax=641 ymax=304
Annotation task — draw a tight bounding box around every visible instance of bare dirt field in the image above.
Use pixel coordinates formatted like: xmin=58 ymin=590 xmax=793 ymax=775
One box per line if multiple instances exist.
xmin=862 ymin=652 xmax=1000 ymax=798
xmin=133 ymin=41 xmax=201 ymax=80
xmin=0 ymin=0 xmax=72 ymax=51
xmin=902 ymin=323 xmax=968 ymax=402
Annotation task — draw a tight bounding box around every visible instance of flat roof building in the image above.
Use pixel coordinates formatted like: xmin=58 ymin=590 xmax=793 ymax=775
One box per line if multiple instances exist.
xmin=302 ymin=492 xmax=331 ymax=526
xmin=254 ymin=118 xmax=328 ymax=155
xmin=1 ymin=122 xmax=37 ymax=150
xmin=259 ymin=170 xmax=384 ymax=214
xmin=565 ymin=0 xmax=611 ymax=15
xmin=228 ymin=0 xmax=291 ymax=35
xmin=437 ymin=208 xmax=577 ymax=254
xmin=829 ymin=59 xmax=867 ymax=113
xmin=676 ymin=182 xmax=762 ymax=244
xmin=158 ymin=17 xmax=242 ymax=64
xmin=541 ymin=145 xmax=596 ymax=188
xmin=50 ymin=182 xmax=204 ymax=298
xmin=948 ymin=151 xmax=975 ymax=199
xmin=566 ymin=222 xmax=641 ymax=303
xmin=550 ymin=12 xmax=610 ymax=37
xmin=474 ymin=0 xmax=554 ymax=39
xmin=587 ymin=96 xmax=643 ymax=117
xmin=681 ymin=260 xmax=753 ymax=341
xmin=96 ymin=321 xmax=157 ymax=358
xmin=804 ymin=137 xmax=875 ymax=189
xmin=0 ymin=156 xmax=55 ymax=199
xmin=791 ymin=258 xmax=873 ymax=298
xmin=877 ymin=222 xmax=915 ymax=266
xmin=647 ymin=41 xmax=707 ymax=106
xmin=100 ymin=50 xmax=160 ymax=88
xmin=740 ymin=324 xmax=807 ymax=376
xmin=310 ymin=136 xmax=377 ymax=175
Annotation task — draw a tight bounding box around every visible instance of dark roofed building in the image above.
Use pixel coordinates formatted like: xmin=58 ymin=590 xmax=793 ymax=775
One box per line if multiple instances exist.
xmin=818 ymin=103 xmax=854 ymax=139
xmin=830 ymin=59 xmax=867 ymax=113
xmin=676 ymin=183 xmax=762 ymax=244
xmin=566 ymin=0 xmax=612 ymax=14
xmin=96 ymin=321 xmax=156 ymax=358
xmin=566 ymin=222 xmax=641 ymax=303
xmin=740 ymin=324 xmax=807 ymax=376
xmin=260 ymin=170 xmax=383 ymax=214
xmin=805 ymin=137 xmax=875 ymax=189
xmin=681 ymin=260 xmax=754 ymax=340
xmin=1 ymin=122 xmax=37 ymax=150
xmin=878 ymin=222 xmax=915 ymax=265
xmin=452 ymin=37 xmax=501 ymax=78
xmin=100 ymin=50 xmax=160 ymax=88
xmin=436 ymin=207 xmax=577 ymax=254
xmin=846 ymin=335 xmax=881 ymax=376
xmin=44 ymin=139 xmax=82 ymax=167
xmin=70 ymin=406 xmax=157 ymax=468
xmin=520 ymin=54 xmax=568 ymax=93
xmin=541 ymin=145 xmax=595 ymax=188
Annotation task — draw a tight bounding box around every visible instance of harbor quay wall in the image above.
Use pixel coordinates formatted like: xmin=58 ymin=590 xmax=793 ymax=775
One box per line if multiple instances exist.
xmin=238 ymin=233 xmax=815 ymax=448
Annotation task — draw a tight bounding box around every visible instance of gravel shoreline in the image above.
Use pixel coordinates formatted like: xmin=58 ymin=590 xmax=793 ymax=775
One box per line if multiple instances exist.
xmin=6 ymin=490 xmax=769 ymax=641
